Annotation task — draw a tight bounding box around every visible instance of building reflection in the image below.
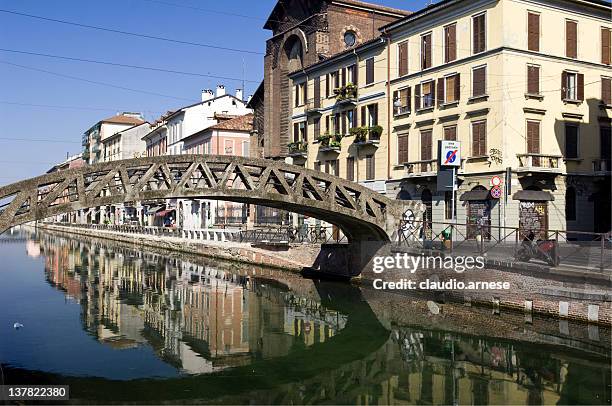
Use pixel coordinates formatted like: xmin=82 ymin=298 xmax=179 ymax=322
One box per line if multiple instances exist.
xmin=38 ymin=234 xmax=347 ymax=374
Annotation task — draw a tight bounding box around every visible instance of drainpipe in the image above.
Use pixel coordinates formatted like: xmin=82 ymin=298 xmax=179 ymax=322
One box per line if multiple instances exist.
xmin=384 ymin=31 xmax=392 ymax=181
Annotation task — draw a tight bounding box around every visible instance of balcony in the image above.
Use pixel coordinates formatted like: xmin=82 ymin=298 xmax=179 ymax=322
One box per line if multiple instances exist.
xmin=393 ymin=105 xmax=411 ymax=117
xmin=516 ymin=153 xmax=562 ymax=173
xmin=288 ymin=140 xmax=307 ymax=157
xmin=305 ymin=98 xmax=323 ymax=115
xmin=351 ymin=125 xmax=382 ymax=147
xmin=91 ymin=144 xmax=101 ymax=153
xmin=593 ymin=159 xmax=611 ymax=173
xmin=404 ymin=159 xmax=438 ymax=176
xmin=334 ymin=83 xmax=358 ymax=106
xmin=317 ymin=134 xmax=341 ymax=152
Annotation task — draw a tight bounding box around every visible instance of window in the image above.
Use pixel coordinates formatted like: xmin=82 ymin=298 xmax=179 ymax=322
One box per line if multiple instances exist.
xmin=562 ymin=71 xmax=583 ymax=101
xmin=444 ymin=125 xmax=457 ymax=141
xmin=314 ymin=117 xmax=321 ymax=138
xmin=472 ymin=120 xmax=487 ymax=156
xmin=361 ymin=103 xmax=378 ymax=127
xmin=421 ymin=32 xmax=432 ymax=70
xmin=601 ymin=127 xmax=611 ymax=162
xmin=393 ymin=87 xmax=411 ymax=115
xmin=420 ymin=129 xmax=433 ymax=170
xmin=365 ymin=154 xmax=375 ymax=180
xmin=398 ymin=134 xmax=409 ymax=164
xmin=527 ymin=65 xmax=540 ymax=95
xmin=325 ymin=160 xmax=338 ymax=175
xmin=527 ymin=12 xmax=540 ymax=52
xmin=445 ymin=191 xmax=456 ymax=220
xmin=294 ymin=82 xmax=306 ymax=107
xmin=565 ymin=187 xmax=576 ymax=221
xmin=333 ymin=113 xmax=340 ymax=135
xmin=566 ymin=20 xmax=577 ymax=59
xmin=344 ymin=31 xmax=356 ymax=47
xmin=314 ymin=161 xmax=321 ymax=172
xmin=365 ymin=58 xmax=375 ymax=85
xmin=602 ymin=77 xmax=611 ymax=105
xmin=472 ymin=13 xmax=486 ymax=54
xmin=347 ymin=109 xmax=356 ymax=130
xmin=347 ymin=64 xmax=357 ymax=85
xmin=346 ymin=157 xmax=355 ymax=181
xmin=565 ymin=124 xmax=579 ymax=158
xmin=602 ymin=28 xmax=611 ymax=65
xmin=328 ymin=71 xmax=340 ymax=95
xmin=398 ymin=41 xmax=408 ymax=77
xmin=472 ymin=65 xmax=486 ymax=97
xmin=444 ymin=74 xmax=460 ymax=103
xmin=421 ymin=80 xmax=435 ymax=108
xmin=444 ymin=23 xmax=457 ymax=63
xmin=527 ymin=120 xmax=540 ymax=165
xmin=293 ymin=121 xmax=306 ymax=142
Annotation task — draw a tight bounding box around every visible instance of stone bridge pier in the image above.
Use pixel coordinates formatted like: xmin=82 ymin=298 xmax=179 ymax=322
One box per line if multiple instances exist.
xmin=0 ymin=155 xmax=423 ymax=277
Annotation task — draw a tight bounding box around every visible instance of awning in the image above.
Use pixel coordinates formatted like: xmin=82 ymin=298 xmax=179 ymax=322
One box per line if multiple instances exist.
xmin=459 ymin=190 xmax=490 ymax=201
xmin=512 ymin=190 xmax=554 ymax=201
xmin=155 ymin=209 xmax=175 ymax=217
xmin=146 ymin=206 xmax=163 ymax=215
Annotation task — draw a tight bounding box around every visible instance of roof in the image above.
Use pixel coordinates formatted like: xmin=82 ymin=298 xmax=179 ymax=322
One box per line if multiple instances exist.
xmin=214 ymin=113 xmax=240 ymax=121
xmin=102 ymin=122 xmax=150 ymax=144
xmin=264 ymin=0 xmax=410 ymax=30
xmin=380 ymin=0 xmax=610 ymax=32
xmin=208 ymin=113 xmax=253 ymax=131
xmin=164 ymin=93 xmax=246 ymax=122
xmin=100 ymin=114 xmax=145 ymax=126
xmin=246 ymin=81 xmax=264 ymax=109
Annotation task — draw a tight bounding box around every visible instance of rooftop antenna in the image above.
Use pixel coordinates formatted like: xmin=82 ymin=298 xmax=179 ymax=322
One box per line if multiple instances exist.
xmin=241 ymin=57 xmax=246 ymax=101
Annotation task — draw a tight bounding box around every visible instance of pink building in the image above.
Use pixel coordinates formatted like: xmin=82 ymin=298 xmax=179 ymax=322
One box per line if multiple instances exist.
xmin=181 ymin=114 xmax=253 ymax=228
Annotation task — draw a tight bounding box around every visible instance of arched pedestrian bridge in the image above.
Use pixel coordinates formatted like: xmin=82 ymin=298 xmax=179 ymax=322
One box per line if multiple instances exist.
xmin=0 ymin=155 xmax=422 ymax=275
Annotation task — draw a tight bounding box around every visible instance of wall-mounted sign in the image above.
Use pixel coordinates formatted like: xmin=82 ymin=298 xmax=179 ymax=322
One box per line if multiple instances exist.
xmin=440 ymin=140 xmax=461 ymax=167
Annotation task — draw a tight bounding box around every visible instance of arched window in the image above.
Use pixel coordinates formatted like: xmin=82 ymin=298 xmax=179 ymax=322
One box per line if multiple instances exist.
xmin=566 ymin=186 xmax=576 ymax=221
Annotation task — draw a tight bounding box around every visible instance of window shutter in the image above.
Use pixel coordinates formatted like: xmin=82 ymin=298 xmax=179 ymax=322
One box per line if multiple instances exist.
xmin=342 ymin=67 xmax=347 ymax=87
xmin=473 ymin=15 xmax=485 ymax=54
xmin=303 ymin=83 xmax=308 ymax=104
xmin=415 ymin=84 xmax=421 ymax=110
xmin=366 ymin=154 xmax=375 ymax=180
xmin=294 ymin=84 xmax=299 ymax=107
xmin=406 ymin=86 xmax=412 ymax=111
xmin=325 ymin=74 xmax=330 ymax=97
xmin=421 ymin=131 xmax=432 ymax=161
xmin=602 ymin=28 xmax=611 ymax=65
xmin=425 ymin=35 xmax=432 ymax=68
xmin=399 ymin=42 xmax=408 ymax=77
xmin=325 ymin=115 xmax=330 ymax=133
xmin=602 ymin=78 xmax=611 ymax=105
xmin=444 ymin=126 xmax=457 ymax=141
xmin=398 ymin=135 xmax=408 ymax=164
xmin=561 ymin=71 xmax=568 ymax=100
xmin=366 ymin=58 xmax=374 ymax=84
xmin=480 ymin=121 xmax=487 ymax=155
xmin=314 ymin=117 xmax=320 ymax=138
xmin=527 ymin=121 xmax=540 ymax=154
xmin=565 ymin=125 xmax=578 ymax=158
xmin=353 ymin=63 xmax=359 ymax=86
xmin=566 ymin=20 xmax=577 ymax=58
xmin=454 ymin=74 xmax=461 ymax=102
xmin=437 ymin=78 xmax=444 ymax=107
xmin=341 ymin=112 xmax=347 ymax=135
xmin=473 ymin=67 xmax=486 ymax=97
xmin=527 ymin=66 xmax=539 ymax=94
xmin=577 ymin=73 xmax=584 ymax=101
xmin=346 ymin=157 xmax=354 ymax=181
xmin=528 ymin=13 xmax=540 ymax=52
xmin=293 ymin=123 xmax=299 ymax=143
xmin=360 ymin=106 xmax=366 ymax=126
xmin=445 ymin=24 xmax=456 ymax=62
xmin=304 ymin=120 xmax=308 ymax=141
xmin=314 ymin=76 xmax=320 ymax=106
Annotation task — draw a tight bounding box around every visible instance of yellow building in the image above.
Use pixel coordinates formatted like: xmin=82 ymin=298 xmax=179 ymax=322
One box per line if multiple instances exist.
xmin=290 ymin=0 xmax=611 ymax=236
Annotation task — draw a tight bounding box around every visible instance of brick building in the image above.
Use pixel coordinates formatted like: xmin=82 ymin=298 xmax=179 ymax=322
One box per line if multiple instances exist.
xmin=258 ymin=0 xmax=410 ymax=159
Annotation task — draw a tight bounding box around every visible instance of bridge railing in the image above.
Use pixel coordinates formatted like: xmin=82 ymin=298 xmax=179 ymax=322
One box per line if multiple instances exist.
xmin=397 ymin=220 xmax=612 ymax=273
xmin=240 ymin=225 xmax=348 ymax=245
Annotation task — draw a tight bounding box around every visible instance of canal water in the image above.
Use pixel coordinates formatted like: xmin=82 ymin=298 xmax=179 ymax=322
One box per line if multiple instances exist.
xmin=0 ymin=229 xmax=610 ymax=404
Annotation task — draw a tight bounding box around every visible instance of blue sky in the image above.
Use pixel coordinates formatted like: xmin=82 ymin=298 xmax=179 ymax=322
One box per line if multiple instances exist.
xmin=0 ymin=0 xmax=429 ymax=184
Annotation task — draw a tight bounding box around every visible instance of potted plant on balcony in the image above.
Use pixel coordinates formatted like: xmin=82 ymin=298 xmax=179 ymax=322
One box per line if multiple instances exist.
xmin=344 ymin=83 xmax=357 ymax=99
xmin=317 ymin=134 xmax=331 ymax=147
xmin=349 ymin=126 xmax=368 ymax=143
xmin=329 ymin=139 xmax=341 ymax=150
xmin=369 ymin=125 xmax=383 ymax=140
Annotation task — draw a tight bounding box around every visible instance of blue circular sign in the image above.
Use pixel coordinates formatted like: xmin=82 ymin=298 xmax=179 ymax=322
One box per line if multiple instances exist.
xmin=445 ymin=150 xmax=457 ymax=164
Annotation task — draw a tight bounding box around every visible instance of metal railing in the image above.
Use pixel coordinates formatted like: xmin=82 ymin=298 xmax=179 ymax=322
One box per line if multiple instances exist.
xmin=240 ymin=225 xmax=347 ymax=244
xmin=397 ymin=220 xmax=612 ymax=272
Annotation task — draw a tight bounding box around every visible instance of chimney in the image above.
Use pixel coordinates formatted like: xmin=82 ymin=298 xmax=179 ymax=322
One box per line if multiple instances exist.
xmin=247 ymin=95 xmax=252 ymax=104
xmin=216 ymin=84 xmax=226 ymax=97
xmin=201 ymin=89 xmax=214 ymax=102
xmin=235 ymin=88 xmax=243 ymax=101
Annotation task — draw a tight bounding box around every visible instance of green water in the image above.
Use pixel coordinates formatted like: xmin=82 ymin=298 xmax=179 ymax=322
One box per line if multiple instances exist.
xmin=0 ymin=229 xmax=610 ymax=404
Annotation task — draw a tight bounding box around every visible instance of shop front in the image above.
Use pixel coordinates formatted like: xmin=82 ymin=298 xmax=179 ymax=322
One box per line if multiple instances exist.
xmin=513 ymin=189 xmax=553 ymax=240
xmin=460 ymin=186 xmax=492 ymax=240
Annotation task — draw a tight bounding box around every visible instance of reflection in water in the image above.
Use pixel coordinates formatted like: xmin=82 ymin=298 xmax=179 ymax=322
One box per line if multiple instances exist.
xmin=40 ymin=233 xmax=346 ymax=375
xmin=0 ymin=229 xmax=610 ymax=405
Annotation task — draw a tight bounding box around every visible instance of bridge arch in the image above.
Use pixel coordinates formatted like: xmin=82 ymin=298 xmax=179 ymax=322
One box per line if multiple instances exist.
xmin=0 ymin=155 xmax=422 ymax=243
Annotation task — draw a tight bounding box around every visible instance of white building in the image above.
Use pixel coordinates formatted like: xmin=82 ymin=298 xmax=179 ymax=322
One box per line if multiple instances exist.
xmin=102 ymin=122 xmax=150 ymax=162
xmin=82 ymin=113 xmax=145 ymax=164
xmin=165 ymin=85 xmax=251 ymax=155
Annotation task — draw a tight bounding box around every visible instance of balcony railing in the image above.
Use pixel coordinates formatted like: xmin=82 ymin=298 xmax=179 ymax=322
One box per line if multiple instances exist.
xmin=405 ymin=159 xmax=438 ymax=174
xmin=351 ymin=125 xmax=382 ymax=146
xmin=517 ymin=153 xmax=561 ymax=171
xmin=593 ymin=159 xmax=611 ymax=172
xmin=334 ymin=83 xmax=358 ymax=104
xmin=288 ymin=140 xmax=308 ymax=156
xmin=393 ymin=105 xmax=411 ymax=116
xmin=317 ymin=134 xmax=342 ymax=151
